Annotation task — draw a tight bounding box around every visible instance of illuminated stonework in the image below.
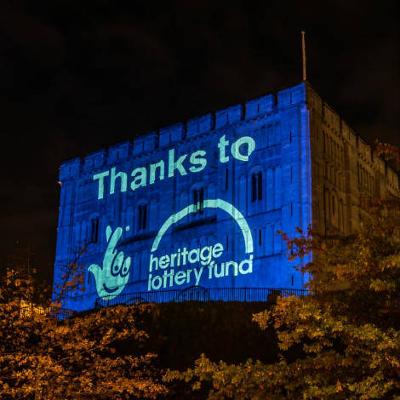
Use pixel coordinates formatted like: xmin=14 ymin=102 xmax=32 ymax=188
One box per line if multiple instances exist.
xmin=53 ymin=82 xmax=399 ymax=311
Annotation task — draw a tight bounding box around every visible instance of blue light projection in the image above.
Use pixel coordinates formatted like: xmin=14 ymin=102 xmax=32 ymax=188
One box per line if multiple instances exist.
xmin=88 ymin=226 xmax=131 ymax=300
xmin=148 ymin=198 xmax=254 ymax=291
xmin=92 ymin=135 xmax=256 ymax=200
xmin=53 ymin=83 xmax=312 ymax=312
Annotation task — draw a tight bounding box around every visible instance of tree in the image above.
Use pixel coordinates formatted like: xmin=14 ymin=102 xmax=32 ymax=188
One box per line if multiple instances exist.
xmin=166 ymin=199 xmax=400 ymax=399
xmin=0 ymin=268 xmax=167 ymax=399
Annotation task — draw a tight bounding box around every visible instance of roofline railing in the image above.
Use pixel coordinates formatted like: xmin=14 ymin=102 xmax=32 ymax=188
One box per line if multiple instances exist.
xmin=56 ymin=287 xmax=309 ymax=318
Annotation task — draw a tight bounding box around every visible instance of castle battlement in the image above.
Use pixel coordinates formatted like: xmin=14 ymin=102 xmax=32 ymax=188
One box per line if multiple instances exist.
xmin=60 ymin=83 xmax=309 ymax=180
xmin=53 ymin=82 xmax=398 ymax=312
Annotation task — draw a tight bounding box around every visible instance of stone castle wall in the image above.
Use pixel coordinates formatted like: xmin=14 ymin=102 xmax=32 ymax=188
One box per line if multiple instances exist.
xmin=54 ymin=83 xmax=313 ymax=311
xmin=307 ymin=84 xmax=399 ymax=236
xmin=53 ymin=82 xmax=398 ymax=311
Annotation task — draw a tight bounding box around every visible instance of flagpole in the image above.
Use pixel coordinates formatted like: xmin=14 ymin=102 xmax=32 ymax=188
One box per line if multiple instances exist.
xmin=301 ymin=31 xmax=307 ymax=81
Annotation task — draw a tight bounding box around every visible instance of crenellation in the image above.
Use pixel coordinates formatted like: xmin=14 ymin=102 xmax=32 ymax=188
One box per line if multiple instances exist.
xmin=160 ymin=123 xmax=185 ymax=147
xmin=277 ymin=83 xmax=306 ymax=108
xmin=59 ymin=158 xmax=81 ymax=180
xmin=306 ymin=85 xmax=323 ymax=114
xmin=340 ymin=121 xmax=352 ymax=142
xmin=387 ymin=168 xmax=399 ymax=190
xmin=58 ymin=86 xmax=303 ymax=177
xmin=108 ymin=141 xmax=131 ymax=164
xmin=186 ymin=113 xmax=213 ymax=138
xmin=245 ymin=94 xmax=275 ymax=118
xmin=83 ymin=150 xmax=106 ymax=173
xmin=215 ymin=104 xmax=243 ymax=129
xmin=358 ymin=137 xmax=375 ymax=166
xmin=373 ymin=153 xmax=386 ymax=176
xmin=348 ymin=129 xmax=357 ymax=147
xmin=322 ymin=103 xmax=339 ymax=130
xmin=132 ymin=136 xmax=144 ymax=155
xmin=143 ymin=133 xmax=158 ymax=152
xmin=133 ymin=132 xmax=158 ymax=155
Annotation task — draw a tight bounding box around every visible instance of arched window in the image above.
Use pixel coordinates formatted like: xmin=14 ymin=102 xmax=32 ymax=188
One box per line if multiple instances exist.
xmin=193 ymin=187 xmax=204 ymax=213
xmin=251 ymin=171 xmax=263 ymax=202
xmin=126 ymin=207 xmax=134 ymax=235
xmin=90 ymin=218 xmax=99 ymax=243
xmin=225 ymin=168 xmax=229 ymax=190
xmin=324 ymin=188 xmax=330 ymax=220
xmin=87 ymin=271 xmax=93 ymax=287
xmin=137 ymin=204 xmax=148 ymax=231
xmin=338 ymin=199 xmax=344 ymax=231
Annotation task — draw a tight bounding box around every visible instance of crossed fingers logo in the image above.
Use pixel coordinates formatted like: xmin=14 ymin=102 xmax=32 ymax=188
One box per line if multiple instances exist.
xmin=88 ymin=226 xmax=131 ymax=300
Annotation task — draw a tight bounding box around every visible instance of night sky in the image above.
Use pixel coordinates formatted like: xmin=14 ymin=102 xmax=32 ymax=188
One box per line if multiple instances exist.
xmin=0 ymin=0 xmax=398 ymax=283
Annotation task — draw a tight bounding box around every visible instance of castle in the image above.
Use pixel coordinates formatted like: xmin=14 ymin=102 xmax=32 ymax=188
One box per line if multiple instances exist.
xmin=53 ymin=82 xmax=399 ymax=312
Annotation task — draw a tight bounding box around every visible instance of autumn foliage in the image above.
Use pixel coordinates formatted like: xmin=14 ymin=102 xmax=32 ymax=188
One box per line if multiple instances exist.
xmin=0 ymin=270 xmax=167 ymax=399
xmin=1 ymin=199 xmax=400 ymax=399
xmin=166 ymin=200 xmax=400 ymax=399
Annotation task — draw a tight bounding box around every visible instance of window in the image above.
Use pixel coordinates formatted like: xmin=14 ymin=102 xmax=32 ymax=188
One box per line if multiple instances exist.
xmin=339 ymin=199 xmax=344 ymax=231
xmin=225 ymin=168 xmax=229 ymax=190
xmin=87 ymin=271 xmax=93 ymax=287
xmin=324 ymin=188 xmax=329 ymax=213
xmin=90 ymin=218 xmax=99 ymax=243
xmin=251 ymin=171 xmax=263 ymax=202
xmin=138 ymin=204 xmax=148 ymax=231
xmin=193 ymin=188 xmax=204 ymax=213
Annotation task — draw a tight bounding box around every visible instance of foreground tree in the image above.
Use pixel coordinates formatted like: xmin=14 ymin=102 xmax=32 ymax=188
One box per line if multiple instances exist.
xmin=166 ymin=200 xmax=400 ymax=399
xmin=0 ymin=269 xmax=167 ymax=399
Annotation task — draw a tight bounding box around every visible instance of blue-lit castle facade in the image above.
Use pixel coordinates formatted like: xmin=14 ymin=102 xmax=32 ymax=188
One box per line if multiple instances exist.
xmin=53 ymin=82 xmax=399 ymax=312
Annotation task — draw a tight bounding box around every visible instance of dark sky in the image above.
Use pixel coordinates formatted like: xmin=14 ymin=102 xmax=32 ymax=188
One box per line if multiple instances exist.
xmin=0 ymin=0 xmax=398 ymax=282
